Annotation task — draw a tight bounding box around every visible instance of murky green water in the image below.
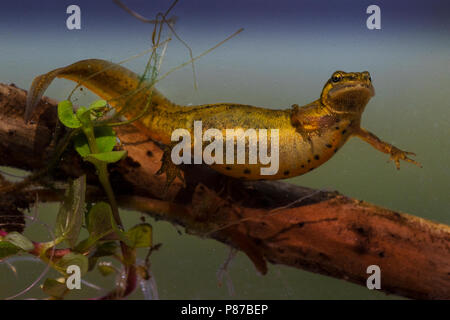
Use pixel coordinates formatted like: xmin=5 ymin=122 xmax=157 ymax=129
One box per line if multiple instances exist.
xmin=1 ymin=1 xmax=449 ymax=299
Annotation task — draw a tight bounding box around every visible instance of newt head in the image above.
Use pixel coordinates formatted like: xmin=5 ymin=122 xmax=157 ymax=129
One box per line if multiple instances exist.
xmin=320 ymin=71 xmax=375 ymax=115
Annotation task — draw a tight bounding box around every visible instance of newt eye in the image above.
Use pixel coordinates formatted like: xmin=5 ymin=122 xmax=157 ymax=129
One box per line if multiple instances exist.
xmin=332 ymin=74 xmax=342 ymax=83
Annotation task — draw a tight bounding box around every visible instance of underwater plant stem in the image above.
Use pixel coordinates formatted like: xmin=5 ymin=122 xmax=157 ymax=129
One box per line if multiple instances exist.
xmin=82 ymin=120 xmax=136 ymax=299
xmin=82 ymin=126 xmax=122 ymax=228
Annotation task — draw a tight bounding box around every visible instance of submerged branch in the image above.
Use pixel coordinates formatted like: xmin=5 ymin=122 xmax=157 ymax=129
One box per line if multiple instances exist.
xmin=0 ymin=83 xmax=449 ymax=300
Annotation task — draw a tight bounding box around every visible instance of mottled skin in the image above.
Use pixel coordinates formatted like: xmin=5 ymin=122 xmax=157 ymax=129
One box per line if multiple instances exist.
xmin=25 ymin=59 xmax=420 ymax=183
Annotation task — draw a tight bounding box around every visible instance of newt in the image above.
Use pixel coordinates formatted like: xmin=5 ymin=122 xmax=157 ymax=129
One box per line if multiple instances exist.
xmin=25 ymin=59 xmax=420 ymax=185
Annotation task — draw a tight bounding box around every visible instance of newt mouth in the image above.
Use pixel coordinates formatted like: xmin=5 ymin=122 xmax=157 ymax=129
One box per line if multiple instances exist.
xmin=329 ymin=82 xmax=375 ymax=98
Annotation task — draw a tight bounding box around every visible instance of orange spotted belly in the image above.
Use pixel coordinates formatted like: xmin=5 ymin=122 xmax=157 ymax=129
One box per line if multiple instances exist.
xmin=211 ymin=122 xmax=352 ymax=180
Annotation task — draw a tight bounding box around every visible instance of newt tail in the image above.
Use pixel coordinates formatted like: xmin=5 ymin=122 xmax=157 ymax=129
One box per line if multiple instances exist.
xmin=25 ymin=59 xmax=421 ymax=182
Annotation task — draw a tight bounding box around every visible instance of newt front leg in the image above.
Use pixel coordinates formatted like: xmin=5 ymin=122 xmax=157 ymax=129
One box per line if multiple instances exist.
xmin=354 ymin=127 xmax=422 ymax=169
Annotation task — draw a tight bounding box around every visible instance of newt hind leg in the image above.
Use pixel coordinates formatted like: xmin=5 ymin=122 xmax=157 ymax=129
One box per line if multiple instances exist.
xmin=354 ymin=127 xmax=422 ymax=169
xmin=156 ymin=145 xmax=185 ymax=193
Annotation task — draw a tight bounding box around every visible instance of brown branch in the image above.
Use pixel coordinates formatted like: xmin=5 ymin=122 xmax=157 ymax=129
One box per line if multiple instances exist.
xmin=0 ymin=83 xmax=449 ymax=300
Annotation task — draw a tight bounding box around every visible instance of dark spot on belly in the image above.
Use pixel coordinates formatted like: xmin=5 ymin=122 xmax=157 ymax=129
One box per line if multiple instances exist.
xmin=146 ymin=150 xmax=153 ymax=157
xmin=309 ymin=167 xmax=315 ymax=171
xmin=334 ymin=148 xmax=338 ymax=153
xmin=244 ymin=168 xmax=251 ymax=174
xmin=326 ymin=144 xmax=332 ymax=148
xmin=301 ymin=164 xmax=305 ymax=168
xmin=225 ymin=166 xmax=232 ymax=170
xmin=307 ymin=159 xmax=311 ymax=163
xmin=341 ymin=129 xmax=347 ymax=135
xmin=283 ymin=170 xmax=290 ymax=176
xmin=314 ymin=155 xmax=320 ymax=160
xmin=335 ymin=126 xmax=340 ymax=130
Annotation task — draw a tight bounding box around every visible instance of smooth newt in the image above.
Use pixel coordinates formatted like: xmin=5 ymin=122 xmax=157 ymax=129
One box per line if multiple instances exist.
xmin=25 ymin=59 xmax=420 ymax=183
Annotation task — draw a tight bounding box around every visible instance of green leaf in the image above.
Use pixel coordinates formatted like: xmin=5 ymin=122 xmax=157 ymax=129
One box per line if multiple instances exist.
xmin=76 ymin=106 xmax=87 ymax=115
xmin=93 ymin=241 xmax=118 ymax=257
xmin=86 ymin=241 xmax=119 ymax=271
xmin=42 ymin=278 xmax=67 ymax=299
xmin=125 ymin=223 xmax=152 ymax=248
xmin=73 ymin=127 xmax=117 ymax=158
xmin=94 ymin=126 xmax=117 ymax=153
xmin=4 ymin=232 xmax=34 ymax=251
xmin=87 ymin=202 xmax=114 ymax=241
xmin=98 ymin=263 xmax=115 ymax=277
xmin=0 ymin=241 xmax=22 ymax=259
xmin=55 ymin=175 xmax=86 ymax=248
xmin=75 ymin=106 xmax=91 ymax=125
xmin=86 ymin=150 xmax=127 ymax=164
xmin=73 ymin=133 xmax=91 ymax=157
xmin=74 ymin=238 xmax=92 ymax=254
xmin=58 ymin=100 xmax=81 ymax=128
xmin=89 ymin=100 xmax=107 ymax=110
xmin=74 ymin=203 xmax=116 ymax=253
xmin=84 ymin=202 xmax=131 ymax=247
xmin=56 ymin=252 xmax=89 ymax=276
